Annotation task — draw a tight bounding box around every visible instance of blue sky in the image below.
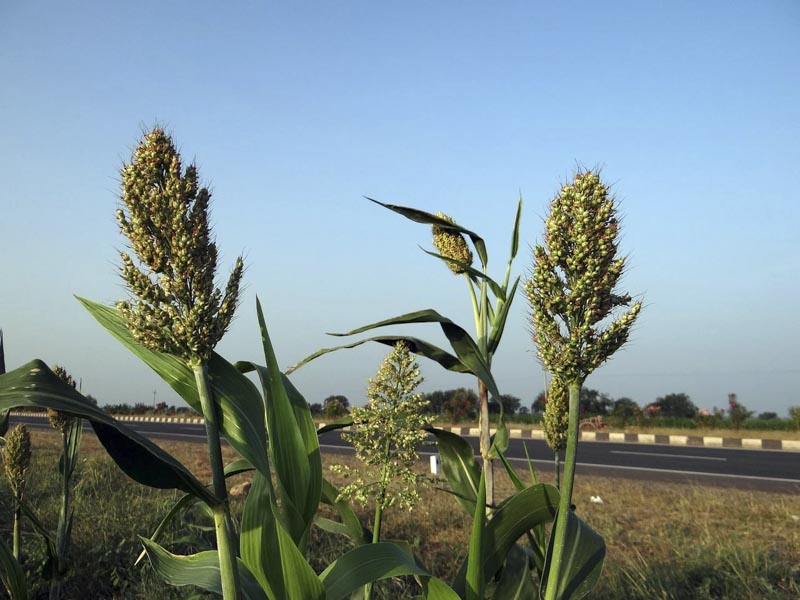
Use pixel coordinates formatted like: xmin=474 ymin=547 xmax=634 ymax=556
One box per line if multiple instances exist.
xmin=1 ymin=1 xmax=798 ymax=415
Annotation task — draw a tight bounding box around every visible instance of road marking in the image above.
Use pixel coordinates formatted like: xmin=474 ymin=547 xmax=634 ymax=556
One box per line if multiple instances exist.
xmin=610 ymin=450 xmax=726 ymax=461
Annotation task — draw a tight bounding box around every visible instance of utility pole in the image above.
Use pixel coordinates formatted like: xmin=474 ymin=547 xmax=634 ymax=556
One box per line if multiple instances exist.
xmin=153 ymin=389 xmax=156 ymax=410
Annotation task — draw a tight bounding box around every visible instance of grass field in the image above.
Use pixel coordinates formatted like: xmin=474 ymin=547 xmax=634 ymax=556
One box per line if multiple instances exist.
xmin=2 ymin=429 xmax=798 ymax=599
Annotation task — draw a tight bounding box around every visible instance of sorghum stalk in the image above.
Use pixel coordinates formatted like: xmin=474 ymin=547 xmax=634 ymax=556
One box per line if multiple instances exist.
xmin=193 ymin=365 xmax=240 ymax=599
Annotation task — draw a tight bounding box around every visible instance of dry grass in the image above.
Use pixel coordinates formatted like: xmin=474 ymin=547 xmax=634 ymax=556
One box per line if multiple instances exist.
xmin=10 ymin=429 xmax=800 ymax=599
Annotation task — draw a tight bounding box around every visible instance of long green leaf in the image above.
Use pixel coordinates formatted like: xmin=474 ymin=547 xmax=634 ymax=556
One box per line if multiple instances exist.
xmin=319 ymin=542 xmax=430 ymax=600
xmin=487 ymin=277 xmax=519 ymax=357
xmin=418 ymin=577 xmax=461 ymax=600
xmin=320 ymin=477 xmax=369 ymax=545
xmin=465 ymin=469 xmax=487 ymax=600
xmin=452 ymin=483 xmax=560 ymax=595
xmin=240 ymin=472 xmax=325 ymax=600
xmin=420 ymin=248 xmax=505 ymax=299
xmin=287 ymin=335 xmax=468 ymax=376
xmin=135 ymin=459 xmax=254 ymax=566
xmin=326 ymin=309 xmax=499 ymax=398
xmin=492 ymin=544 xmax=537 ymax=599
xmin=425 ymin=426 xmax=481 ymax=515
xmin=235 ymin=297 xmax=322 ymax=548
xmin=77 ymin=297 xmax=270 ymax=480
xmin=510 ymin=195 xmax=523 ymax=261
xmin=0 ymin=361 xmax=215 ymax=504
xmin=0 ymin=535 xmax=27 ymax=600
xmin=0 ymin=331 xmax=8 ymax=437
xmin=367 ymin=197 xmax=489 ymax=268
xmin=139 ymin=538 xmax=266 ymax=600
xmin=539 ymin=510 xmax=605 ymax=600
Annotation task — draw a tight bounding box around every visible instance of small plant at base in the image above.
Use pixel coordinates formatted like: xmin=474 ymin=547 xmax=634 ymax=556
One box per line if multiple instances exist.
xmin=3 ymin=424 xmax=32 ymax=559
xmin=47 ymin=365 xmax=83 ymax=600
xmin=116 ymin=128 xmax=244 ymax=599
xmin=331 ymin=342 xmax=429 ymax=600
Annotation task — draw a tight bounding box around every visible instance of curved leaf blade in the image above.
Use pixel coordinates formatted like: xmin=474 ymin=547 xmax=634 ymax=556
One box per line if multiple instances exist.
xmin=77 ymin=297 xmax=270 ymax=479
xmin=540 ymin=510 xmax=605 ymax=600
xmin=453 ymin=483 xmax=560 ymax=595
xmin=487 ymin=277 xmax=519 ymax=357
xmin=326 ymin=309 xmax=499 ymax=398
xmin=240 ymin=472 xmax=325 ymax=600
xmin=319 ymin=542 xmax=430 ymax=600
xmin=426 ymin=426 xmax=481 ymax=515
xmin=139 ymin=538 xmax=267 ymax=600
xmin=366 ymin=197 xmax=489 ymax=268
xmin=287 ymin=335 xmax=468 ymax=376
xmin=420 ymin=248 xmax=505 ymax=299
xmin=0 ymin=361 xmax=214 ymax=504
xmin=0 ymin=535 xmax=27 ymax=600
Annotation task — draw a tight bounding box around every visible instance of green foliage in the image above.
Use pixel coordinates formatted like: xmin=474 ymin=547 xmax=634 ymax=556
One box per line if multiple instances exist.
xmin=727 ymin=394 xmax=753 ymax=430
xmin=579 ymin=388 xmax=612 ymax=416
xmin=649 ymin=393 xmax=697 ymax=418
xmin=611 ymin=398 xmax=641 ymax=426
xmin=323 ymin=396 xmax=350 ymax=419
xmin=789 ymin=406 xmax=800 ymax=430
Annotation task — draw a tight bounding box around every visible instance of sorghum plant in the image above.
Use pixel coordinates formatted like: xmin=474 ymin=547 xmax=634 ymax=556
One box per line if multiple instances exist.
xmin=333 ymin=342 xmax=429 ymax=532
xmin=2 ymin=424 xmax=31 ymax=560
xmin=332 ymin=342 xmax=429 ymax=600
xmin=526 ymin=169 xmax=641 ymax=599
xmin=291 ymin=197 xmax=523 ymax=507
xmin=47 ymin=366 xmax=83 ymax=600
xmin=116 ymin=128 xmax=244 ymax=598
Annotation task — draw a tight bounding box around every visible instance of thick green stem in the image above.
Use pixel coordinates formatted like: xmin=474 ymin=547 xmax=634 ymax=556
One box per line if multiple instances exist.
xmin=193 ymin=365 xmax=240 ymax=600
xmin=12 ymin=503 xmax=20 ymax=560
xmin=50 ymin=432 xmax=70 ymax=600
xmin=478 ymin=380 xmax=494 ymax=508
xmin=544 ymin=381 xmax=581 ymax=600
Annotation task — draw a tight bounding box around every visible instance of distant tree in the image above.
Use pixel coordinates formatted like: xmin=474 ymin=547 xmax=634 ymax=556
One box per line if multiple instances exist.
xmin=580 ymin=388 xmax=612 ymax=416
xmin=532 ymin=391 xmax=546 ymax=414
xmin=308 ymin=403 xmax=323 ymax=416
xmin=756 ymin=411 xmax=777 ymax=420
xmin=790 ymin=406 xmax=800 ymax=431
xmin=442 ymin=388 xmax=477 ymax=422
xmin=133 ymin=402 xmax=150 ymax=414
xmin=611 ymin=397 xmax=641 ymax=425
xmin=650 ymin=393 xmax=697 ymax=418
xmin=323 ymin=395 xmax=350 ymax=419
xmin=422 ymin=390 xmax=449 ymax=415
xmin=488 ymin=394 xmax=520 ymax=415
xmin=84 ymin=394 xmax=99 ymax=406
xmin=518 ymin=406 xmax=530 ymax=415
xmin=727 ymin=393 xmax=752 ymax=430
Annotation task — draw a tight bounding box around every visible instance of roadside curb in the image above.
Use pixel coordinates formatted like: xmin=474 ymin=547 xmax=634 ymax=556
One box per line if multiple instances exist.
xmin=10 ymin=412 xmax=799 ymax=452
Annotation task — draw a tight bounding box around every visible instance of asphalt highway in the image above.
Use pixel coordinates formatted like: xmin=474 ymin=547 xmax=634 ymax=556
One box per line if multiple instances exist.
xmin=11 ymin=415 xmax=800 ymax=493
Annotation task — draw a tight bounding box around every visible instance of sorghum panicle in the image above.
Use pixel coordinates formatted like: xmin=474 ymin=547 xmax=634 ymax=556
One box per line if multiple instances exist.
xmin=525 ymin=170 xmax=641 ymax=382
xmin=49 ymin=365 xmax=77 ymax=432
xmin=116 ymin=128 xmax=244 ymax=365
xmin=3 ymin=424 xmax=31 ymax=497
xmin=432 ymin=212 xmax=473 ymax=274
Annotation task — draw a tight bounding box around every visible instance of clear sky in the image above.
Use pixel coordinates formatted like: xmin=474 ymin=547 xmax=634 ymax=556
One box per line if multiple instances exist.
xmin=1 ymin=1 xmax=798 ymax=416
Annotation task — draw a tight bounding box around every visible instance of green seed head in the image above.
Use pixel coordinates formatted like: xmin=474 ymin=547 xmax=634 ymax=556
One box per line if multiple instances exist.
xmin=542 ymin=376 xmax=569 ymax=452
xmin=3 ymin=424 xmax=31 ymax=496
xmin=116 ymin=128 xmax=244 ymax=364
xmin=49 ymin=365 xmax=78 ymax=432
xmin=432 ymin=212 xmax=473 ymax=274
xmin=525 ymin=170 xmax=641 ymax=382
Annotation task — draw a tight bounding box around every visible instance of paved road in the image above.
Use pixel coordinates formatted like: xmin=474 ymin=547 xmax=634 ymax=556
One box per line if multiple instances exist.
xmin=12 ymin=415 xmax=800 ymax=492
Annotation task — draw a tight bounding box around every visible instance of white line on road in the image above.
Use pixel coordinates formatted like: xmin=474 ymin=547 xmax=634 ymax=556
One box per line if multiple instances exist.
xmin=610 ymin=450 xmax=726 ymax=461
